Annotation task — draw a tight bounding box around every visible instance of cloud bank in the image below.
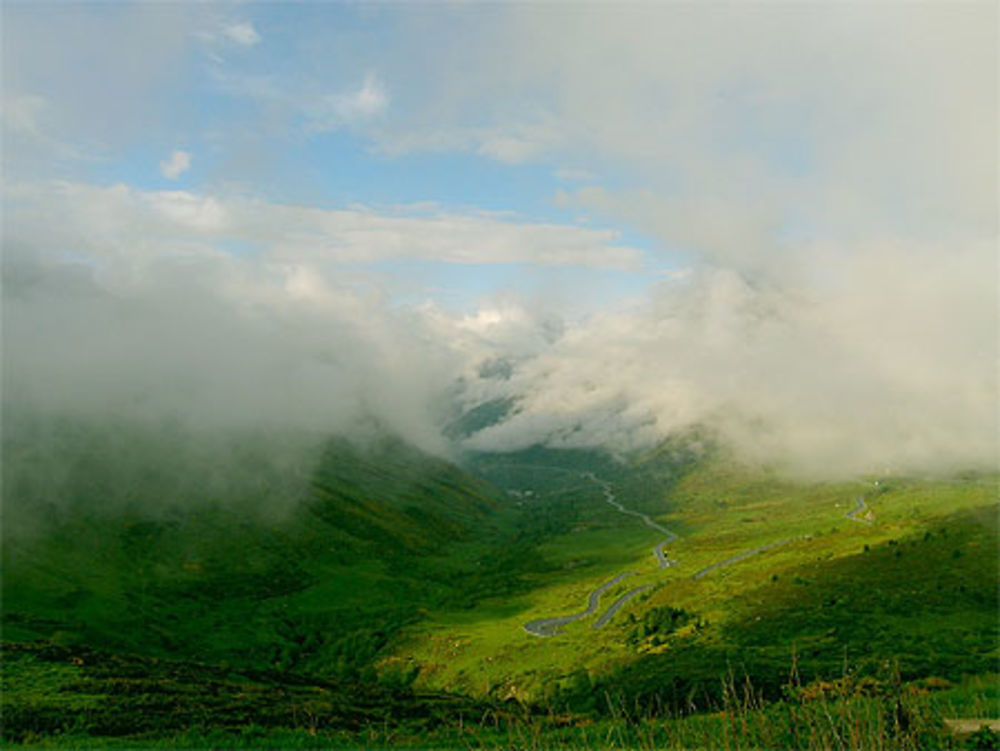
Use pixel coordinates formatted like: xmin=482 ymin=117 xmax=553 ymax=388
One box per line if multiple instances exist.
xmin=454 ymin=241 xmax=996 ymax=477
xmin=2 ymin=2 xmax=996 ymax=483
xmin=1 ymin=179 xmax=640 ymax=459
xmin=381 ymin=1 xmax=998 ymax=477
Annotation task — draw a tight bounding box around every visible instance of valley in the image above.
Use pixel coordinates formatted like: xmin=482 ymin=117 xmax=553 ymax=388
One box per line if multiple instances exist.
xmin=388 ymin=446 xmax=998 ymax=712
xmin=2 ymin=425 xmax=997 ymax=749
xmin=523 ymin=471 xmax=677 ymax=637
xmin=5 ymin=3 xmax=995 ymax=748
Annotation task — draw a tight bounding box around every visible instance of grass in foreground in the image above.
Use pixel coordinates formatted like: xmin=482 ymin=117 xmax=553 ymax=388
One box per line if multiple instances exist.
xmin=4 ymin=640 xmax=997 ymax=749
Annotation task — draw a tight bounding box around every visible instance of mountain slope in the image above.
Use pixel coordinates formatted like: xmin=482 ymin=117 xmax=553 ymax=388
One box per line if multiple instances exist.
xmin=385 ymin=445 xmax=997 ymax=710
xmin=1 ymin=420 xmax=509 ymax=679
xmin=3 ymin=424 xmax=997 ymax=746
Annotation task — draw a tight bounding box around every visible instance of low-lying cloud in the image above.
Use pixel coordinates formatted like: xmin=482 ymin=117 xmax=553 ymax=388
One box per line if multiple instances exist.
xmin=4 ymin=179 xmax=996 ymax=483
xmin=457 ymin=239 xmax=997 ymax=478
xmin=2 ymin=1 xmax=996 ymax=493
xmin=3 ymin=201 xmax=455 ymax=456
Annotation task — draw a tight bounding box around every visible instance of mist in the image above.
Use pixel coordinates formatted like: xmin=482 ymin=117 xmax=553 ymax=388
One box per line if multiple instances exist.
xmin=2 ymin=195 xmax=995 ymax=508
xmin=2 ymin=0 xmax=996 ymax=512
xmin=1 ymin=241 xmax=454 ymax=450
xmin=456 ymin=239 xmax=997 ymax=478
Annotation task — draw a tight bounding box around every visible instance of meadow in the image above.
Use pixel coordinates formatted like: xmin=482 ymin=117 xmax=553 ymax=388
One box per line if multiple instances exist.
xmin=2 ymin=425 xmax=997 ymax=749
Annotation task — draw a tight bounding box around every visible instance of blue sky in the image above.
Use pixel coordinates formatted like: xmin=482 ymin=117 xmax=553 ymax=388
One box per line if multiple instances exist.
xmin=5 ymin=1 xmax=693 ymax=312
xmin=9 ymin=1 xmax=991 ymax=293
xmin=3 ymin=1 xmax=994 ymax=305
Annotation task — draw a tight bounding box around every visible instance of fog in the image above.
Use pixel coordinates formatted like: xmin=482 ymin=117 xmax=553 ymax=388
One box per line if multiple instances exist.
xmin=5 ymin=218 xmax=993 ymax=486
xmin=2 ymin=1 xmax=996 ymax=508
xmin=2 ymin=237 xmax=454 ymax=452
xmin=457 ymin=240 xmax=997 ymax=478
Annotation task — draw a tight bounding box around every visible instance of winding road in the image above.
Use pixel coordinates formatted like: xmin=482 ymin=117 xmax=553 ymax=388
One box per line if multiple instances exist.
xmin=846 ymin=496 xmax=873 ymax=525
xmin=583 ymin=472 xmax=679 ymax=569
xmin=691 ymin=538 xmax=795 ymax=579
xmin=523 ymin=572 xmax=636 ymax=637
xmin=523 ymin=473 xmax=678 ymax=637
xmin=591 ymin=585 xmax=651 ymax=629
xmin=519 ymin=468 xmax=876 ymax=637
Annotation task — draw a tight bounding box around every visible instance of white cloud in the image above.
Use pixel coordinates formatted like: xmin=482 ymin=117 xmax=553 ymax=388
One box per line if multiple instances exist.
xmin=159 ymin=149 xmax=192 ymax=180
xmin=342 ymin=3 xmax=997 ymax=475
xmin=364 ymin=3 xmax=995 ymax=244
xmin=3 ymin=4 xmax=996 ymax=478
xmin=375 ymin=120 xmax=564 ymax=166
xmin=0 ymin=178 xmax=652 ymax=455
xmin=222 ymin=21 xmax=261 ymax=47
xmin=3 ymin=4 xmax=211 ymax=164
xmin=4 ymin=176 xmax=996 ymax=477
xmin=476 ymin=135 xmax=541 ymax=165
xmin=1 ymin=93 xmax=92 ymax=163
xmin=307 ymin=73 xmax=388 ymax=132
xmin=4 ymin=94 xmax=48 ymax=137
xmin=7 ymin=181 xmax=639 ymax=270
xmin=197 ymin=20 xmax=262 ymax=49
xmin=456 ymin=241 xmax=997 ymax=477
xmin=2 ymin=190 xmax=455 ymax=454
xmin=554 ymin=167 xmax=594 ymax=182
xmin=474 ymin=120 xmax=562 ymax=164
xmin=146 ymin=189 xmax=226 ymax=231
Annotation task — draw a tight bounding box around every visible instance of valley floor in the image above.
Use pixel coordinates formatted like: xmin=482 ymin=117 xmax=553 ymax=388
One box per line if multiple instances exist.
xmin=3 ymin=440 xmax=997 ymax=749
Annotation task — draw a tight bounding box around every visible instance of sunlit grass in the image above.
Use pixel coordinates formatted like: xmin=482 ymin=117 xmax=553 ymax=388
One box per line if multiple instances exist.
xmin=3 ymin=439 xmax=996 ymax=747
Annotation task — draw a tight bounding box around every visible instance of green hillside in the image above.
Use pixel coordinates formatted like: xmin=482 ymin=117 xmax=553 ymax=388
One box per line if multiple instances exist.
xmin=2 ymin=422 xmax=513 ymax=681
xmin=2 ymin=423 xmax=997 ymax=748
xmin=387 ymin=446 xmax=997 ymax=715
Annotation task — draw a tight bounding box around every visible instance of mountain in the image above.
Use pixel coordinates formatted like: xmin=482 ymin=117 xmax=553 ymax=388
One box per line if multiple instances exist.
xmin=2 ymin=418 xmax=510 ymax=679
xmin=383 ymin=443 xmax=997 ymax=711
xmin=3 ymin=419 xmax=997 ymax=748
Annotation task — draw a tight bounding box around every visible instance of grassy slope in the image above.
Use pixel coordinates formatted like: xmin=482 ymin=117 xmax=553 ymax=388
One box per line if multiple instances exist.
xmin=1 ymin=640 xmax=513 ymax=747
xmin=3 ymin=426 xmax=997 ymax=746
xmin=2 ymin=427 xmax=517 ymax=681
xmin=390 ymin=448 xmax=997 ymax=711
xmin=5 ymin=640 xmax=995 ymax=750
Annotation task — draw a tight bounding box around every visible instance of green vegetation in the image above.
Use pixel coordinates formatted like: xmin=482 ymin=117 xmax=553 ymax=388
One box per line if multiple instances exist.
xmin=5 ymin=642 xmax=996 ymax=749
xmin=387 ymin=448 xmax=995 ymax=706
xmin=2 ymin=425 xmax=524 ymax=681
xmin=2 ymin=421 xmax=997 ymax=748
